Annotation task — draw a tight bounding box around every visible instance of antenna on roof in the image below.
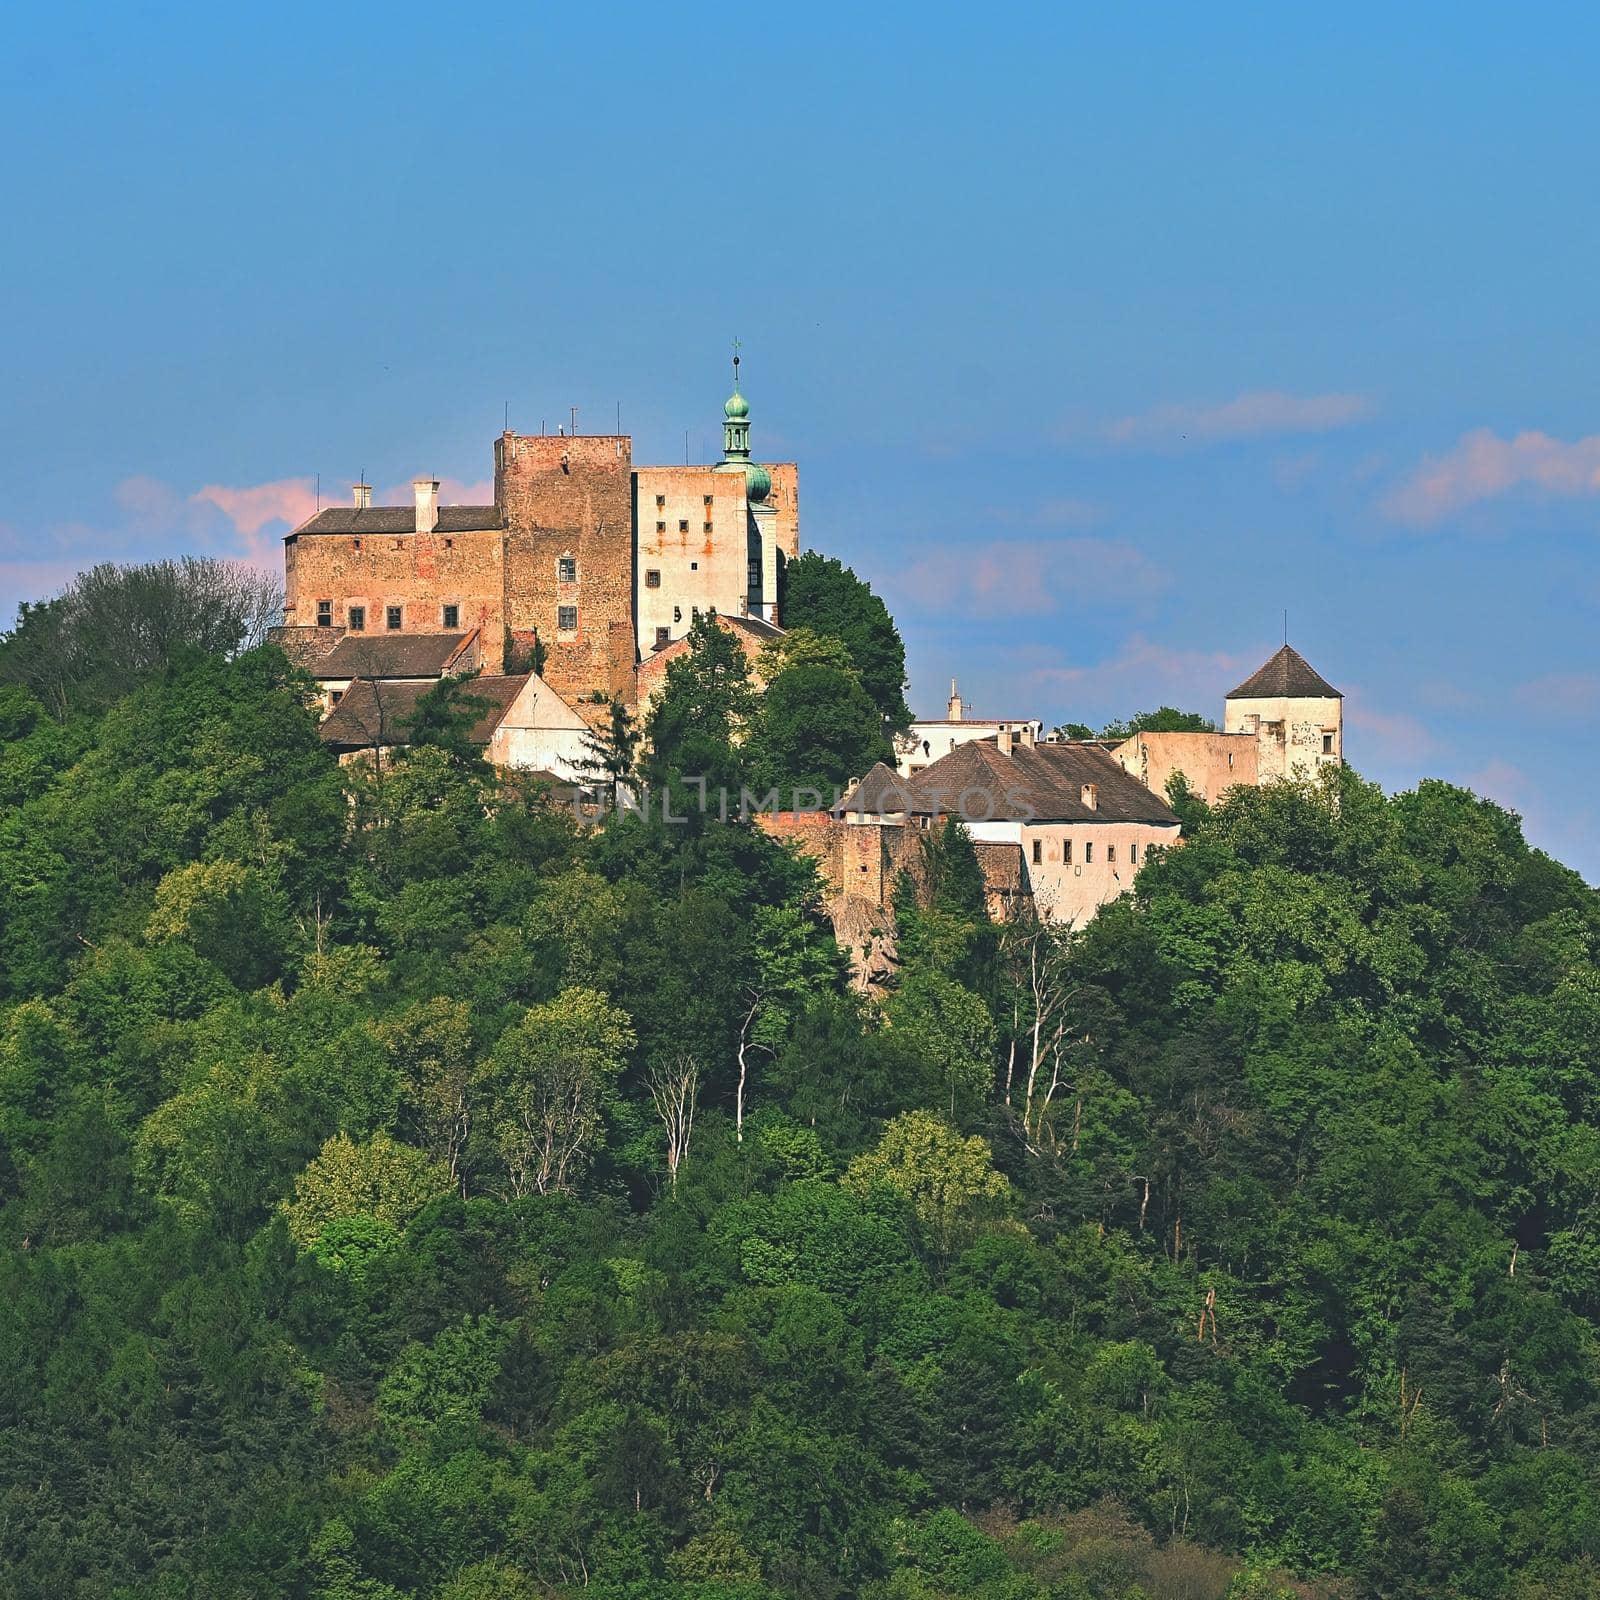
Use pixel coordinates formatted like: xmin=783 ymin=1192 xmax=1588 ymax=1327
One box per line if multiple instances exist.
xmin=569 ymin=405 xmax=578 ymax=437
xmin=504 ymin=400 xmax=509 ymax=431
xmin=616 ymin=401 xmax=621 ymax=434
xmin=1283 ymin=609 xmax=1289 ymax=646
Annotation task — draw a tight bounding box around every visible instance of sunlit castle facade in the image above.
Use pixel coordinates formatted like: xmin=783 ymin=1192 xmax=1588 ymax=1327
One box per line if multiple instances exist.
xmin=279 ymin=359 xmax=798 ymax=706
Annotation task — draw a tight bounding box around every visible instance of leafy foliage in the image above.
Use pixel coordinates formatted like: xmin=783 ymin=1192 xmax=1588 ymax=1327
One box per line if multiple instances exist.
xmin=0 ymin=599 xmax=1596 ymax=1600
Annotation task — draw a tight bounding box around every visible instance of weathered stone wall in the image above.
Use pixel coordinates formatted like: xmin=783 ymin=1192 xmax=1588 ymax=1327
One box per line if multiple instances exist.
xmin=1110 ymin=730 xmax=1258 ymax=803
xmin=283 ymin=528 xmax=507 ymax=661
xmin=495 ymin=432 xmax=636 ymax=702
xmin=1223 ymin=693 xmax=1343 ymax=780
xmin=634 ymin=467 xmax=751 ymax=651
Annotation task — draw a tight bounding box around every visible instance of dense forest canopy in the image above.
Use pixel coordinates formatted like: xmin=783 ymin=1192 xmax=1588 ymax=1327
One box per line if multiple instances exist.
xmin=0 ymin=571 xmax=1597 ymax=1599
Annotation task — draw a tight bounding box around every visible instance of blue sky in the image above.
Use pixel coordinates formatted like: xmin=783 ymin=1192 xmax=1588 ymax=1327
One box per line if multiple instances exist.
xmin=4 ymin=2 xmax=1597 ymax=878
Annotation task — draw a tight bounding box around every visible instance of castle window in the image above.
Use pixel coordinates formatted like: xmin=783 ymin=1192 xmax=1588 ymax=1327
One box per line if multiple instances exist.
xmin=558 ymin=557 xmax=577 ymax=582
xmin=655 ymin=494 xmax=665 ymax=509
xmin=557 ymin=605 xmax=578 ymax=632
xmin=331 ymin=690 xmax=343 ymax=705
xmin=679 ymin=519 xmax=689 ymax=533
xmin=316 ymin=599 xmax=332 ymax=626
xmin=1107 ymin=844 xmax=1117 ymax=864
xmin=353 ymin=537 xmax=362 ymax=550
xmin=1064 ymin=840 xmax=1072 ymax=864
xmin=703 ymin=521 xmax=713 ymax=534
xmin=444 ymin=537 xmax=454 ymax=549
xmin=655 ymin=626 xmax=670 ymax=647
xmin=646 ymin=569 xmax=661 ymax=588
xmin=386 ymin=605 xmax=403 ymax=630
xmin=656 ymin=520 xmax=666 ymax=534
xmin=703 ymin=494 xmax=713 ymax=506
xmin=673 ymin=606 xmax=682 ymax=622
xmin=690 ymin=561 xmax=698 ymax=570
xmin=1031 ymin=839 xmax=1042 ymax=865
xmin=442 ymin=604 xmax=459 ymax=629
xmin=1131 ymin=842 xmax=1139 ymax=863
xmin=1323 ymin=732 xmax=1334 ymax=754
xmin=348 ymin=606 xmax=365 ymax=631
xmin=1084 ymin=841 xmax=1094 ymax=864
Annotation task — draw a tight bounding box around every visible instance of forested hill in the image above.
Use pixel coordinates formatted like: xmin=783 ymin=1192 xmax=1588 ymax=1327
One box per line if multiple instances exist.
xmin=0 ymin=645 xmax=1598 ymax=1600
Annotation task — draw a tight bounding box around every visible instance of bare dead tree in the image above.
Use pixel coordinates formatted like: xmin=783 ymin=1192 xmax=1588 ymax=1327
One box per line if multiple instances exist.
xmin=649 ymin=1054 xmax=699 ymax=1194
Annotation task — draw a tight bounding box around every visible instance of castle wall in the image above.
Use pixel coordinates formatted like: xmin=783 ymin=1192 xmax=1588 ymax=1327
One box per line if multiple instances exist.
xmin=495 ymin=432 xmax=636 ymax=702
xmin=1223 ymin=694 xmax=1343 ymax=781
xmin=633 ymin=467 xmax=751 ymax=651
xmin=283 ymin=528 xmax=507 ymax=659
xmin=1110 ymin=730 xmax=1258 ymax=803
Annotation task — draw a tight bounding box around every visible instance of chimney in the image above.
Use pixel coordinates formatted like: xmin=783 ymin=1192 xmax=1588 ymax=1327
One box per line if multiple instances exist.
xmin=413 ymin=477 xmax=440 ymax=534
xmin=352 ymin=482 xmax=372 ymax=509
xmin=997 ymin=726 xmax=1013 ymax=757
xmin=1019 ymin=723 xmax=1035 ymax=749
xmin=1081 ymin=782 xmax=1099 ymax=811
xmin=947 ymin=678 xmax=963 ymax=721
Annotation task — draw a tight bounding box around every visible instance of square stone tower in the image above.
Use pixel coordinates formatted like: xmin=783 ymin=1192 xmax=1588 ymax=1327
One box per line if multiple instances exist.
xmin=1223 ymin=645 xmax=1343 ymax=781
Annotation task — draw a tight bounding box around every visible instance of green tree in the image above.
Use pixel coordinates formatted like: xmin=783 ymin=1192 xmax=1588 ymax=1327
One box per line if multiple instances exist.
xmin=842 ymin=1110 xmax=1012 ymax=1256
xmin=282 ymin=1130 xmax=450 ymax=1249
xmin=643 ymin=610 xmax=756 ymax=793
xmin=781 ymin=551 xmax=912 ymax=729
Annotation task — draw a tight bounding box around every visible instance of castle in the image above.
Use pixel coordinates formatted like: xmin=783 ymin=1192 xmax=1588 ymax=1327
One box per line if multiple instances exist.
xmin=280 ymin=358 xmax=796 ymax=708
xmin=276 ymin=370 xmax=1345 ymax=945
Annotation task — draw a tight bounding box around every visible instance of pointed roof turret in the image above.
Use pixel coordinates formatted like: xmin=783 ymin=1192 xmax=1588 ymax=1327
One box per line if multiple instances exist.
xmin=1227 ymin=644 xmax=1341 ymax=700
xmin=714 ymin=343 xmax=771 ymax=503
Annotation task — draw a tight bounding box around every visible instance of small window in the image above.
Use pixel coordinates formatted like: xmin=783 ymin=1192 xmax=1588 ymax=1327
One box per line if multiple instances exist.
xmin=557 ymin=605 xmax=578 ymax=632
xmin=1031 ymin=839 xmax=1042 ymax=865
xmin=558 ymin=556 xmax=577 ymax=582
xmin=690 ymin=560 xmax=698 ymax=570
xmin=703 ymin=494 xmax=713 ymax=506
xmin=443 ymin=537 xmax=454 ymax=549
xmin=330 ymin=689 xmax=343 ymax=705
xmin=1107 ymin=845 xmax=1117 ymax=864
xmin=1131 ymin=842 xmax=1139 ymax=864
xmin=655 ymin=494 xmax=666 ymax=509
xmin=386 ymin=605 xmax=402 ymax=631
xmin=656 ymin=520 xmax=666 ymax=534
xmin=673 ymin=606 xmax=682 ymax=622
xmin=1084 ymin=841 xmax=1094 ymax=864
xmin=646 ymin=569 xmax=662 ymax=588
xmin=393 ymin=539 xmax=404 ymax=550
xmin=655 ymin=626 xmax=671 ymax=647
xmin=703 ymin=521 xmax=713 ymax=534
xmin=316 ymin=599 xmax=332 ymax=626
xmin=442 ymin=604 xmax=459 ymax=629
xmin=692 ymin=606 xmax=701 ymax=620
xmin=348 ymin=606 xmax=365 ymax=631
xmin=352 ymin=537 xmax=362 ymax=550
xmin=1323 ymin=732 xmax=1334 ymax=755
xmin=679 ymin=519 xmax=689 ymax=533
xmin=1064 ymin=839 xmax=1072 ymax=864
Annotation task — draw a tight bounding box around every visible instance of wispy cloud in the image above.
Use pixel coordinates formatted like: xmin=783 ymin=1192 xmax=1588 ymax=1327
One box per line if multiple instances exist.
xmin=1103 ymin=390 xmax=1373 ymax=447
xmin=1385 ymin=427 xmax=1600 ymax=525
xmin=1511 ymin=672 xmax=1600 ymax=720
xmin=191 ymin=477 xmax=321 ymax=539
xmin=1345 ymin=693 xmax=1441 ymax=762
xmin=899 ymin=538 xmax=1168 ymax=619
xmin=1018 ymin=633 xmax=1250 ymax=712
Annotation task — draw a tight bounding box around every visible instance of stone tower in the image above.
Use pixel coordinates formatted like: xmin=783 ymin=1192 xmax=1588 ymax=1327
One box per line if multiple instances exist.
xmin=1223 ymin=645 xmax=1343 ymax=781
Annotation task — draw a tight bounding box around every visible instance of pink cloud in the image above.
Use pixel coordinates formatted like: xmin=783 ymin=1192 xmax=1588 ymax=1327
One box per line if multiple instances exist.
xmin=1384 ymin=427 xmax=1600 ymax=525
xmin=1512 ymin=672 xmax=1600 ymax=719
xmin=1104 ymin=390 xmax=1373 ymax=447
xmin=1462 ymin=760 xmax=1532 ymax=811
xmin=899 ymin=538 xmax=1168 ymax=619
xmin=191 ymin=477 xmax=321 ymax=538
xmin=1345 ymin=693 xmax=1440 ymax=762
xmin=1019 ymin=633 xmax=1250 ymax=709
xmin=378 ymin=476 xmax=495 ymax=507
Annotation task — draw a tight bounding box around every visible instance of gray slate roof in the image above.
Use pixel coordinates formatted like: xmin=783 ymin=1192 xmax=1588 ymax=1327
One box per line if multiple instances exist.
xmin=318 ymin=631 xmax=471 ymax=679
xmin=899 ymin=738 xmax=1181 ymax=825
xmin=291 ymin=505 xmax=501 ymax=537
xmin=320 ymin=675 xmax=529 ymax=750
xmin=1227 ymin=645 xmax=1341 ymax=700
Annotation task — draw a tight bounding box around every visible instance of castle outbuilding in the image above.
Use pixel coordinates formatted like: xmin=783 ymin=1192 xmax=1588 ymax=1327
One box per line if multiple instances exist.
xmin=279 ymin=367 xmax=798 ymax=707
